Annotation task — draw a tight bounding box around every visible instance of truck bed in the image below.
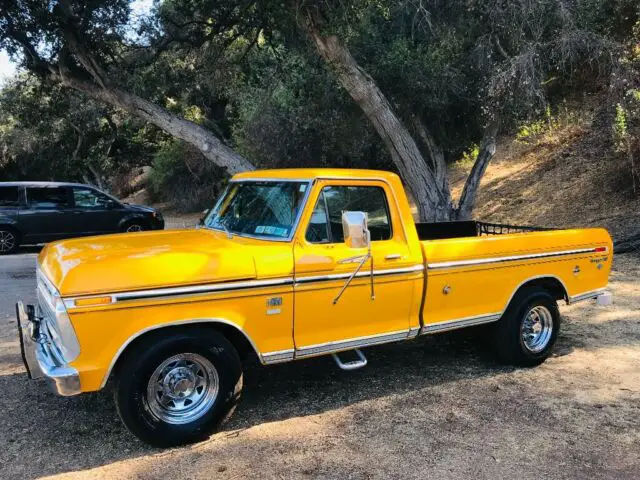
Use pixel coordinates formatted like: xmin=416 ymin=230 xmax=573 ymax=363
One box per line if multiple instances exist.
xmin=415 ymin=221 xmax=553 ymax=241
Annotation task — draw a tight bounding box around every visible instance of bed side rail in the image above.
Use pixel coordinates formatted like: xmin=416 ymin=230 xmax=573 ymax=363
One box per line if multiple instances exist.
xmin=476 ymin=221 xmax=555 ymax=236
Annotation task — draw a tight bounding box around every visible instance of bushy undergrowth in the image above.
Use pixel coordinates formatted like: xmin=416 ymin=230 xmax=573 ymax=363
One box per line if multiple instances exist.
xmin=148 ymin=140 xmax=226 ymax=212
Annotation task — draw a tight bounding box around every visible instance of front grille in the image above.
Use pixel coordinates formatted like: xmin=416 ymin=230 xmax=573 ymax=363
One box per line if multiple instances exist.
xmin=36 ymin=288 xmax=66 ymax=365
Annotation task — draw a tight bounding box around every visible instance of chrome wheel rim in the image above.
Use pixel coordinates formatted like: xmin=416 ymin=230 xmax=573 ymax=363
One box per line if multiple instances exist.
xmin=126 ymin=224 xmax=143 ymax=232
xmin=521 ymin=305 xmax=554 ymax=353
xmin=0 ymin=230 xmax=16 ymax=252
xmin=146 ymin=353 xmax=219 ymax=425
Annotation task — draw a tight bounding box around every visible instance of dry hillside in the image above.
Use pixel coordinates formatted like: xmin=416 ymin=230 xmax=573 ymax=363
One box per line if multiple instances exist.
xmin=451 ymin=107 xmax=640 ymax=242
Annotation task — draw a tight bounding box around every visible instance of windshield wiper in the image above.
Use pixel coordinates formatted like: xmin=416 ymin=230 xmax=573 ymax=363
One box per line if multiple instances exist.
xmin=221 ymin=221 xmax=233 ymax=240
xmin=213 ymin=217 xmax=233 ymax=239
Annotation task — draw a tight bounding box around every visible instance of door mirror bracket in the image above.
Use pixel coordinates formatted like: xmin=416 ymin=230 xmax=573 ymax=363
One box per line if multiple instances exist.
xmin=333 ymin=211 xmax=375 ymax=304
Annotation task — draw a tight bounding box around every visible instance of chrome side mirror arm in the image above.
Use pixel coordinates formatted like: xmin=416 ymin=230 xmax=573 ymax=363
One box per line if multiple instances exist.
xmin=333 ymin=230 xmax=374 ymax=304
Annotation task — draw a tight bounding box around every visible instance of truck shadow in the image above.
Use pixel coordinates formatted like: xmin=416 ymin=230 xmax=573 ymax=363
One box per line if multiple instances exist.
xmin=0 ymin=329 xmax=503 ymax=479
xmin=1 ymin=317 xmax=637 ymax=479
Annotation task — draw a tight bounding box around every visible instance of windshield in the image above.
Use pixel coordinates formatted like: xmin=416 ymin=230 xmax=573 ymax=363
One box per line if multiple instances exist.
xmin=204 ymin=181 xmax=309 ymax=239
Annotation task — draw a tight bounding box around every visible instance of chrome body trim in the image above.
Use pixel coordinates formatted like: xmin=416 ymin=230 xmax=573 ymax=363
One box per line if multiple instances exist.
xmin=261 ymin=349 xmax=295 ymax=364
xmin=427 ymin=247 xmax=608 ymax=270
xmin=421 ymin=312 xmax=503 ymax=334
xmin=99 ymin=318 xmax=262 ymax=389
xmin=16 ymin=301 xmax=81 ymax=396
xmin=204 ymin=179 xmax=314 ymax=243
xmin=408 ymin=326 xmax=421 ymax=338
xmin=65 ymin=277 xmax=295 ymax=308
xmin=65 ymin=266 xmax=424 ymax=307
xmin=295 ymin=264 xmax=424 ymax=285
xmin=569 ymin=288 xmax=608 ymax=304
xmin=295 ymin=329 xmax=412 ymax=359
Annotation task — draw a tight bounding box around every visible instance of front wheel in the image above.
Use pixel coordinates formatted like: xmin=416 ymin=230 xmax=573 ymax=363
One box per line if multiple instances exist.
xmin=113 ymin=328 xmax=243 ymax=447
xmin=492 ymin=287 xmax=560 ymax=367
xmin=123 ymin=221 xmax=147 ymax=233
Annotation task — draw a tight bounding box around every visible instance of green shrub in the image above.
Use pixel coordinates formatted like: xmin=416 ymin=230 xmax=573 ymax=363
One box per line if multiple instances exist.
xmin=149 ymin=140 xmax=226 ymax=212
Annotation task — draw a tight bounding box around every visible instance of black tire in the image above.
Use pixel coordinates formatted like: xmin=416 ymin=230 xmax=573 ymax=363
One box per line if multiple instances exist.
xmin=492 ymin=287 xmax=560 ymax=367
xmin=113 ymin=328 xmax=243 ymax=447
xmin=0 ymin=226 xmax=20 ymax=255
xmin=122 ymin=220 xmax=148 ymax=233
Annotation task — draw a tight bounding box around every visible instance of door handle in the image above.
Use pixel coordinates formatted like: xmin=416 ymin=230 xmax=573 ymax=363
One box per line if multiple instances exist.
xmin=385 ymin=254 xmax=402 ymax=260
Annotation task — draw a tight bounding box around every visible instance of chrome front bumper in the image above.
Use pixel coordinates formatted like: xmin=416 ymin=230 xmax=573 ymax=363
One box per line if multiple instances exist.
xmin=16 ymin=301 xmax=81 ymax=396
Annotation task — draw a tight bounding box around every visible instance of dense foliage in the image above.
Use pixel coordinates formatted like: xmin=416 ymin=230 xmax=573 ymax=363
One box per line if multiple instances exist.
xmin=1 ymin=0 xmax=638 ymax=212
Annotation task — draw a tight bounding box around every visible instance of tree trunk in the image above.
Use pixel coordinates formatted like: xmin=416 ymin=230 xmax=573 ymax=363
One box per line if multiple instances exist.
xmin=456 ymin=120 xmax=499 ymax=220
xmin=303 ymin=14 xmax=453 ymax=221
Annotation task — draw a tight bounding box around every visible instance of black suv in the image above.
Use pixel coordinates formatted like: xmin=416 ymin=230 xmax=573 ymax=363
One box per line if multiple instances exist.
xmin=0 ymin=182 xmax=164 ymax=254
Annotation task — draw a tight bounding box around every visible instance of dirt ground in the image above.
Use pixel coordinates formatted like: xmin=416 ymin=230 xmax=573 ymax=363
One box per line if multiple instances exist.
xmin=0 ymin=250 xmax=638 ymax=479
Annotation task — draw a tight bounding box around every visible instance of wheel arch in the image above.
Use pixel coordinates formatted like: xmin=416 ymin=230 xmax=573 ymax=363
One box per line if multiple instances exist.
xmin=101 ymin=318 xmax=261 ymax=389
xmin=503 ymin=275 xmax=569 ymax=312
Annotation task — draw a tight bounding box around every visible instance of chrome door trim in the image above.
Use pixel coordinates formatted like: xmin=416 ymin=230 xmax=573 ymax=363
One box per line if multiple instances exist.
xmin=99 ymin=318 xmax=263 ymax=389
xmin=427 ymin=246 xmax=608 ymax=270
xmin=421 ymin=312 xmax=503 ymax=334
xmin=294 ymin=264 xmax=424 ymax=285
xmin=295 ymin=329 xmax=412 ymax=359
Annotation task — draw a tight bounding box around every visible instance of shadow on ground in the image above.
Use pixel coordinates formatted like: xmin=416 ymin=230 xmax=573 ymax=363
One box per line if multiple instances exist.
xmin=1 ymin=330 xmax=508 ymax=479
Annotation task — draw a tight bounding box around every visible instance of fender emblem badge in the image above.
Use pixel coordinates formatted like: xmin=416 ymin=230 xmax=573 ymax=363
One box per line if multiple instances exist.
xmin=266 ymin=297 xmax=283 ymax=307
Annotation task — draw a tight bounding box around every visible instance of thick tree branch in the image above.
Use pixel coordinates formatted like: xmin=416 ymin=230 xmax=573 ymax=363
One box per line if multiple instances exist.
xmin=301 ymin=8 xmax=453 ymax=221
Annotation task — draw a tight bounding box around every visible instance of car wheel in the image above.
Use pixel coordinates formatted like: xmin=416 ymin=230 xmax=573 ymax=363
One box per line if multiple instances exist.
xmin=123 ymin=221 xmax=147 ymax=233
xmin=492 ymin=287 xmax=560 ymax=367
xmin=113 ymin=328 xmax=243 ymax=447
xmin=0 ymin=227 xmax=20 ymax=255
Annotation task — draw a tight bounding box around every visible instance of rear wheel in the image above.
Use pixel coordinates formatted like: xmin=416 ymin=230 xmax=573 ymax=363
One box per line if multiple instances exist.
xmin=0 ymin=227 xmax=19 ymax=255
xmin=492 ymin=287 xmax=560 ymax=366
xmin=114 ymin=328 xmax=243 ymax=447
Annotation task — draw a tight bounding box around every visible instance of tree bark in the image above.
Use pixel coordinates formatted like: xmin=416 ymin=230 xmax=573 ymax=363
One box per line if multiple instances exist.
xmin=303 ymin=12 xmax=453 ymax=221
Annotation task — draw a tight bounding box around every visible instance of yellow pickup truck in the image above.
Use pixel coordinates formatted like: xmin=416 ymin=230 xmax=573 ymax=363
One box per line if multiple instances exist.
xmin=16 ymin=168 xmax=613 ymax=446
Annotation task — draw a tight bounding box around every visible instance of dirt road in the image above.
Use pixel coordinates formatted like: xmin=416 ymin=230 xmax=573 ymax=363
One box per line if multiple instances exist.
xmin=0 ymin=252 xmax=638 ymax=479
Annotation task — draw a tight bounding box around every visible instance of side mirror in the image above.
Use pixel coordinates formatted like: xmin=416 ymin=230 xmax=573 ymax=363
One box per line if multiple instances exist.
xmin=334 ymin=211 xmax=374 ymax=305
xmin=341 ymin=211 xmax=370 ymax=249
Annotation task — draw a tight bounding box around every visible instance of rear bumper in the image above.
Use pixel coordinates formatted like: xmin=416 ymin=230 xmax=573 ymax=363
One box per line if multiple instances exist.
xmin=16 ymin=301 xmax=81 ymax=396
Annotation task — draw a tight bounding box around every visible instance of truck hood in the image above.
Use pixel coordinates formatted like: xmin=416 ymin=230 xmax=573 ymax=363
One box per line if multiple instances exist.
xmin=39 ymin=229 xmax=266 ymax=297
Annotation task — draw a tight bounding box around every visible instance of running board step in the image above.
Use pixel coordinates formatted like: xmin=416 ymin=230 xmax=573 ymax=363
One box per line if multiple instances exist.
xmin=332 ymin=349 xmax=367 ymax=371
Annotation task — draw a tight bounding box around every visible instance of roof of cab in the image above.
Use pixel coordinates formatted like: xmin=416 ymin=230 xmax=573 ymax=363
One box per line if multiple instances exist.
xmin=232 ymin=168 xmax=400 ymax=182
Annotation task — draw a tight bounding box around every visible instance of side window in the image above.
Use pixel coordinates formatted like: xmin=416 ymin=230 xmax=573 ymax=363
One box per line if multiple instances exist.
xmin=0 ymin=187 xmax=21 ymax=207
xmin=26 ymin=187 xmax=70 ymax=210
xmin=305 ymin=191 xmax=331 ymax=243
xmin=305 ymin=185 xmax=392 ymax=244
xmin=73 ymin=188 xmax=114 ymax=209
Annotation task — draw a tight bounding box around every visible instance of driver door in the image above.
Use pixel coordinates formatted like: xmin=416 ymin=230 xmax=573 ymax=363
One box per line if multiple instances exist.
xmin=292 ymin=179 xmax=422 ymax=358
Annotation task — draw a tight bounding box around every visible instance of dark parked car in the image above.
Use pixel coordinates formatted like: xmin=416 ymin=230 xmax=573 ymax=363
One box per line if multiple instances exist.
xmin=0 ymin=182 xmax=164 ymax=254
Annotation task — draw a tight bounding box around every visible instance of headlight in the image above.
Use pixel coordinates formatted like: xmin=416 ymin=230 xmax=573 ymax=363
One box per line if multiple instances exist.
xmin=37 ymin=268 xmax=80 ymax=363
